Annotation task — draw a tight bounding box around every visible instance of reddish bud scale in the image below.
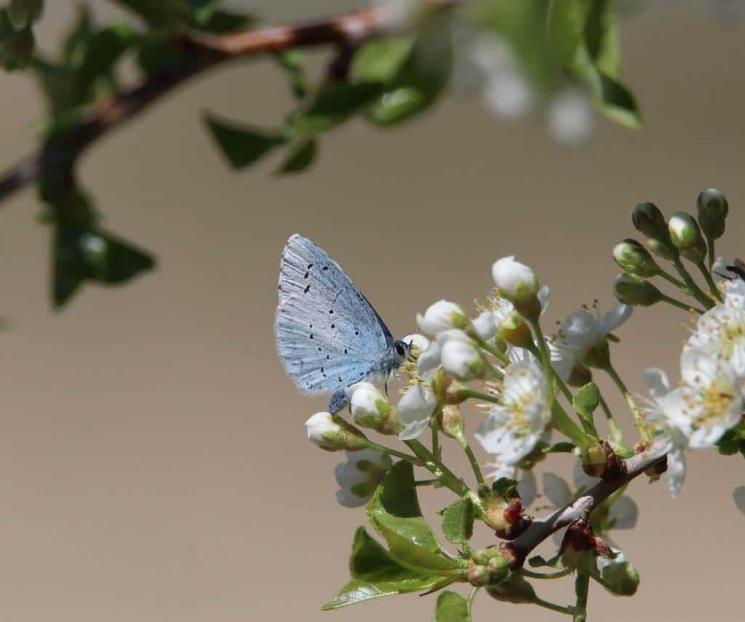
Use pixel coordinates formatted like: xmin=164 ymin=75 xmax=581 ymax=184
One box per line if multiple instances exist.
xmin=495 ymin=498 xmax=532 ymax=540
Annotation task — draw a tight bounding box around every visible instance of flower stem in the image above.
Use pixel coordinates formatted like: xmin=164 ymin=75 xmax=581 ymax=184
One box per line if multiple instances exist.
xmin=696 ymin=259 xmax=722 ymax=302
xmin=658 ymin=292 xmax=705 ymax=314
xmin=366 ymin=441 xmax=424 ymax=466
xmin=534 ymin=596 xmax=575 ymax=616
xmin=604 ymin=361 xmax=630 ymax=398
xmin=673 ymin=257 xmax=715 ymax=309
xmin=552 ymin=402 xmax=589 ymax=448
xmin=706 ymin=235 xmax=716 ymax=269
xmin=404 ymin=439 xmax=469 ymax=496
xmin=522 ymin=568 xmax=573 ymax=580
xmin=455 ymin=431 xmax=485 ymax=486
xmin=656 ymin=268 xmax=687 ymax=289
xmin=459 ymin=388 xmax=500 ymax=404
xmin=573 ymin=571 xmax=590 ymax=622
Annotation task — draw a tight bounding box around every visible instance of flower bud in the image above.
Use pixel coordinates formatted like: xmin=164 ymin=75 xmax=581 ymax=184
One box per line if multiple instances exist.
xmin=439 ymin=405 xmax=465 ymax=439
xmin=632 ymin=202 xmax=667 ymax=239
xmin=613 ymin=239 xmax=660 ymax=278
xmin=598 ymin=554 xmax=640 ymax=596
xmin=441 ymin=336 xmax=487 ymax=381
xmin=468 ymin=550 xmax=510 ymax=587
xmin=613 ymin=274 xmax=663 ymax=307
xmin=486 ymin=573 xmax=536 ymax=604
xmin=349 ymin=383 xmax=400 ymax=435
xmin=305 ymin=412 xmax=368 ymax=451
xmin=491 ymin=256 xmax=541 ymax=320
xmin=416 ymin=300 xmax=468 ymax=336
xmin=668 ymin=212 xmax=703 ymax=251
xmin=697 ymin=188 xmax=728 ymax=240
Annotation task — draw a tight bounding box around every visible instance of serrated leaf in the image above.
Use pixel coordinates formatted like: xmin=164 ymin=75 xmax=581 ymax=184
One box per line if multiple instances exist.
xmin=203 ymin=113 xmax=287 ymax=169
xmin=367 ymin=461 xmax=462 ymax=574
xmin=322 ymin=527 xmax=442 ymax=610
xmin=276 ymin=139 xmax=317 ymax=175
xmin=434 ymin=591 xmax=470 ymax=622
xmin=441 ymin=498 xmax=474 ymax=546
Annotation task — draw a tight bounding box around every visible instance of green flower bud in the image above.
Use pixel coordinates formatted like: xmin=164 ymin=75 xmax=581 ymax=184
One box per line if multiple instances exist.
xmin=632 ymin=202 xmax=667 ymax=239
xmin=613 ymin=274 xmax=663 ymax=307
xmin=645 ymin=236 xmax=679 ymax=261
xmin=486 ymin=573 xmax=536 ymax=604
xmin=599 ymin=555 xmax=640 ymax=596
xmin=697 ymin=188 xmax=729 ymax=240
xmin=681 ymin=237 xmax=707 ymax=264
xmin=467 ymin=551 xmax=510 ymax=587
xmin=613 ymin=239 xmax=660 ymax=278
xmin=668 ymin=212 xmax=703 ymax=251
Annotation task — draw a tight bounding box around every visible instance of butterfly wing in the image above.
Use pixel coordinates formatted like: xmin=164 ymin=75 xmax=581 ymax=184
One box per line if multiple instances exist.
xmin=275 ymin=234 xmax=394 ymax=395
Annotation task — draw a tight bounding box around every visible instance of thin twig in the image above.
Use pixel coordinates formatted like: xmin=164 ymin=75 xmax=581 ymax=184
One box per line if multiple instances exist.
xmin=0 ymin=0 xmax=462 ymax=204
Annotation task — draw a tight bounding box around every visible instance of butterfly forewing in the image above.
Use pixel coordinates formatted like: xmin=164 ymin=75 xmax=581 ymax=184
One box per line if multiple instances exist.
xmin=275 ymin=234 xmax=393 ymax=394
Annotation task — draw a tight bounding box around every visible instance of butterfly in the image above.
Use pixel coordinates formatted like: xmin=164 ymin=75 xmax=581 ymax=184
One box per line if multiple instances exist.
xmin=275 ymin=234 xmax=410 ymax=414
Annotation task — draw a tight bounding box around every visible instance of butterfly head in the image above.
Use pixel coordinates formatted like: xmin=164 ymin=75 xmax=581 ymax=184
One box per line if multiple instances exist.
xmin=393 ymin=339 xmax=412 ymax=364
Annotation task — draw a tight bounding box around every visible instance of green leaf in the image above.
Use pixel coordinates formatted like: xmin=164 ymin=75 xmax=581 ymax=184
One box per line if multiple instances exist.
xmin=573 ymin=382 xmax=600 ymax=437
xmin=293 ymin=81 xmax=383 ymax=135
xmin=203 ymin=113 xmax=287 ymax=169
xmin=322 ymin=575 xmax=442 ymax=611
xmin=434 ymin=591 xmax=470 ymax=622
xmin=275 ymin=50 xmax=308 ymax=100
xmin=596 ymin=73 xmax=641 ymax=128
xmin=53 ymin=224 xmax=155 ymax=309
xmin=75 ymin=25 xmax=133 ymax=100
xmin=135 ymin=34 xmax=181 ymax=77
xmin=353 ymin=37 xmax=413 ymax=82
xmin=276 ymin=139 xmax=317 ymax=175
xmin=366 ymin=15 xmax=452 ymax=126
xmin=543 ymin=442 xmax=576 ymax=454
xmin=322 ymin=527 xmax=443 ymax=611
xmin=441 ymin=498 xmax=474 ymax=546
xmin=367 ymin=461 xmax=463 ymax=574
xmin=584 ymin=0 xmax=620 ymax=77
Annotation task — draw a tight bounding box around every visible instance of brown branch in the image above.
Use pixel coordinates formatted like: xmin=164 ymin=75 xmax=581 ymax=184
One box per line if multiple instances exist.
xmin=0 ymin=0 xmax=461 ymax=204
xmin=504 ymin=441 xmax=669 ymax=566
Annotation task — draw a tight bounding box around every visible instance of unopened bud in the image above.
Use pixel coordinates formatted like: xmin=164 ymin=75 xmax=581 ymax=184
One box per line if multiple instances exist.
xmin=305 ymin=412 xmax=368 ymax=452
xmin=439 ymin=405 xmax=464 ymax=439
xmin=613 ymin=239 xmax=660 ymax=278
xmin=492 ymin=256 xmax=541 ymax=320
xmin=580 ymin=441 xmax=626 ymax=479
xmin=599 ymin=554 xmax=640 ymax=596
xmin=632 ymin=202 xmax=667 ymax=238
xmin=481 ymin=491 xmax=530 ymax=538
xmin=416 ymin=300 xmax=468 ymax=336
xmin=613 ymin=274 xmax=663 ymax=307
xmin=350 ymin=383 xmax=392 ymax=431
xmin=486 ymin=573 xmax=536 ymax=604
xmin=668 ymin=212 xmax=703 ymax=251
xmin=441 ymin=335 xmax=487 ymax=381
xmin=697 ymin=188 xmax=728 ymax=240
xmin=468 ymin=550 xmax=510 ymax=587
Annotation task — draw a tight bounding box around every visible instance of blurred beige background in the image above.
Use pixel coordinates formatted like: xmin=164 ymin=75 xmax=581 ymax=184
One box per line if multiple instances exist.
xmin=0 ymin=1 xmax=742 ymax=621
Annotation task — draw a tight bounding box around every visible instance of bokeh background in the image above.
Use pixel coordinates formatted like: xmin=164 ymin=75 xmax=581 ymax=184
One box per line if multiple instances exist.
xmin=0 ymin=1 xmax=742 ymax=621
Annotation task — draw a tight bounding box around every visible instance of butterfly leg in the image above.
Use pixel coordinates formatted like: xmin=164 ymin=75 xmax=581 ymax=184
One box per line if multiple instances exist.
xmin=329 ymin=389 xmax=350 ymax=414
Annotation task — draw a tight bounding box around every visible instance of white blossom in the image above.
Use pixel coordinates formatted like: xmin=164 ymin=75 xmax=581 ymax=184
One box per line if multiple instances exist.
xmin=305 ymin=412 xmax=342 ymax=450
xmin=397 ymin=383 xmax=437 ymax=440
xmin=472 ymin=309 xmax=497 ymax=340
xmin=403 ymin=333 xmax=430 ymax=354
xmin=416 ymin=300 xmax=467 ymax=337
xmin=687 ymin=297 xmax=745 ymax=377
xmin=491 ymin=256 xmax=539 ymax=305
xmin=550 ymin=304 xmax=632 ymax=380
xmin=335 ymin=450 xmax=391 ymax=508
xmin=475 ymin=359 xmax=551 ymax=464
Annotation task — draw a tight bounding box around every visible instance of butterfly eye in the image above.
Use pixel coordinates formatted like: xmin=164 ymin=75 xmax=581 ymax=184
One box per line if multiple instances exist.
xmin=394 ymin=342 xmax=407 ymax=357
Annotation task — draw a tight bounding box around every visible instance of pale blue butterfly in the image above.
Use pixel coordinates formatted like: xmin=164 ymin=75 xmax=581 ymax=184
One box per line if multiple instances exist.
xmin=275 ymin=234 xmax=410 ymax=413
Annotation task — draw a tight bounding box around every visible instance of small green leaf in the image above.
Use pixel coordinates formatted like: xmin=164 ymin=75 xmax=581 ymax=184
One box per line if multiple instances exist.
xmin=8 ymin=0 xmax=43 ymax=29
xmin=367 ymin=461 xmax=463 ymax=574
xmin=366 ymin=15 xmax=452 ymax=126
xmin=293 ymin=81 xmax=383 ymax=136
xmin=596 ymin=73 xmax=641 ymax=128
xmin=276 ymin=139 xmax=317 ymax=175
xmin=203 ymin=113 xmax=287 ymax=169
xmin=573 ymin=382 xmax=600 ymax=438
xmin=76 ymin=25 xmax=133 ymax=100
xmin=434 ymin=591 xmax=470 ymax=622
xmin=353 ymin=37 xmax=413 ymax=82
xmin=441 ymin=498 xmax=474 ymax=546
xmin=322 ymin=576 xmax=442 ymax=610
xmin=275 ymin=50 xmax=308 ymax=100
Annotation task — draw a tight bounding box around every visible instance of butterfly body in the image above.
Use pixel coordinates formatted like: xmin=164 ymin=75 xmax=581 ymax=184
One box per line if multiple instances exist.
xmin=275 ymin=234 xmax=409 ymax=413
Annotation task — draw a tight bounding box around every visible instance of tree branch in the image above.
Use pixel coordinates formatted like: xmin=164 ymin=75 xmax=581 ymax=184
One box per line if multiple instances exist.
xmin=505 ymin=441 xmax=669 ymax=565
xmin=0 ymin=0 xmax=461 ymax=204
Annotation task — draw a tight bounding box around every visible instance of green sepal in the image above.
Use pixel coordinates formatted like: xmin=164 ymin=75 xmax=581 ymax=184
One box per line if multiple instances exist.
xmin=203 ymin=112 xmax=288 ymax=169
xmin=440 ymin=497 xmax=474 ymax=546
xmin=573 ymin=382 xmax=600 ymax=438
xmin=434 ymin=590 xmax=471 ymax=622
xmin=367 ymin=461 xmax=464 ymax=574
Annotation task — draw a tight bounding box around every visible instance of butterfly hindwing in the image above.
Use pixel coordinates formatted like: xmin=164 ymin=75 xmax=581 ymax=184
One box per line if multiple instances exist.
xmin=275 ymin=234 xmax=393 ymax=394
